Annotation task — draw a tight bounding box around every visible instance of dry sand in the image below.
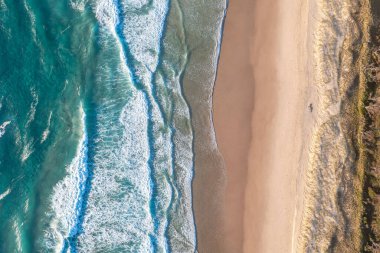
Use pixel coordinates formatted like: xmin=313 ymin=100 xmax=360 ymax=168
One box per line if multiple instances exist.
xmin=213 ymin=0 xmax=311 ymax=252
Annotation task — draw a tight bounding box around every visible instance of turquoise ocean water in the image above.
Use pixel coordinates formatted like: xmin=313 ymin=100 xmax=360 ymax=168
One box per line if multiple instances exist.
xmin=0 ymin=0 xmax=226 ymax=252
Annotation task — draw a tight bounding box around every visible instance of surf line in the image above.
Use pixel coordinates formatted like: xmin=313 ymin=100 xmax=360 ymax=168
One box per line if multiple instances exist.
xmin=147 ymin=0 xmax=176 ymax=252
xmin=111 ymin=0 xmax=171 ymax=251
xmin=61 ymin=104 xmax=90 ymax=253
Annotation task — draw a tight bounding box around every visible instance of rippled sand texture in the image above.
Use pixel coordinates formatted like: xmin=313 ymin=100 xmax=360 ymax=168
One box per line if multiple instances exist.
xmin=298 ymin=0 xmax=372 ymax=251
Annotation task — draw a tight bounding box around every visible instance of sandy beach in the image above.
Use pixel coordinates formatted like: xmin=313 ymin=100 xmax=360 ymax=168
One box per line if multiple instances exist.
xmin=196 ymin=0 xmax=379 ymax=250
xmin=213 ymin=0 xmax=310 ymax=252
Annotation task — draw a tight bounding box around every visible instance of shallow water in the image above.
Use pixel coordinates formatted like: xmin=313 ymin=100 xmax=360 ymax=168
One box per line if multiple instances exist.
xmin=0 ymin=0 xmax=226 ymax=252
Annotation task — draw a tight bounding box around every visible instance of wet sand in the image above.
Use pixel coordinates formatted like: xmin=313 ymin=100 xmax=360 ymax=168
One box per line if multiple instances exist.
xmin=213 ymin=0 xmax=310 ymax=252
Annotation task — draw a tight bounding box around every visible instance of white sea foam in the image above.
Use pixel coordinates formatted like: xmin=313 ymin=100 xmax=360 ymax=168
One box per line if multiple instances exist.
xmin=43 ymin=105 xmax=87 ymax=252
xmin=77 ymin=91 xmax=154 ymax=252
xmin=93 ymin=0 xmax=118 ymax=29
xmin=120 ymin=0 xmax=168 ymax=82
xmin=78 ymin=0 xmax=199 ymax=251
xmin=70 ymin=0 xmax=87 ymax=11
xmin=0 ymin=120 xmax=11 ymax=138
xmin=24 ymin=198 xmax=29 ymax=213
xmin=13 ymin=218 xmax=22 ymax=252
xmin=167 ymin=88 xmax=197 ymax=252
xmin=94 ymin=0 xmax=168 ymax=81
xmin=0 ymin=188 xmax=10 ymax=201
xmin=26 ymin=88 xmax=38 ymax=128
xmin=41 ymin=111 xmax=52 ymax=143
xmin=23 ymin=0 xmax=37 ymax=43
xmin=19 ymin=90 xmax=38 ymax=161
xmin=21 ymin=139 xmax=34 ymax=162
xmin=124 ymin=0 xmax=149 ymax=9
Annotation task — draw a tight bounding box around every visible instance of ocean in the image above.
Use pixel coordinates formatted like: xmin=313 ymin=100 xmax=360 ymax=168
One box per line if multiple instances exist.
xmin=0 ymin=0 xmax=226 ymax=252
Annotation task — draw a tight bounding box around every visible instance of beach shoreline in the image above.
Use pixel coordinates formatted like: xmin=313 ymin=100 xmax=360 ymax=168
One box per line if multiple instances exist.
xmin=212 ymin=0 xmax=311 ymax=252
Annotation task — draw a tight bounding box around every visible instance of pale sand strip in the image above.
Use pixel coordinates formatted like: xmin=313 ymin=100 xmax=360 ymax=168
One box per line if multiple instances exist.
xmin=213 ymin=0 xmax=311 ymax=252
